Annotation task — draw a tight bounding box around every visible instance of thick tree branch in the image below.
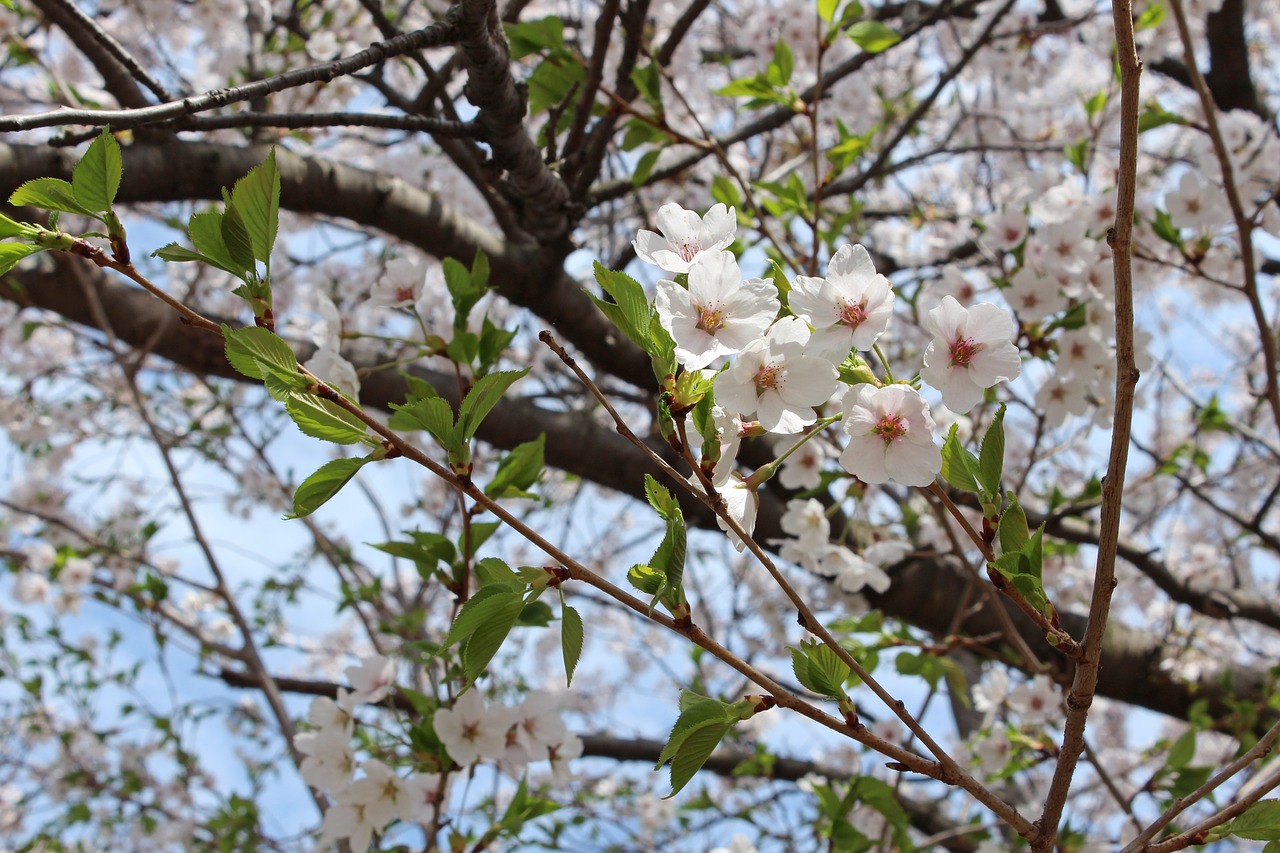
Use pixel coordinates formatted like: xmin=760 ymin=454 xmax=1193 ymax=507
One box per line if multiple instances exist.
xmin=455 ymin=0 xmax=572 ymax=241
xmin=0 ymin=139 xmax=654 ymax=388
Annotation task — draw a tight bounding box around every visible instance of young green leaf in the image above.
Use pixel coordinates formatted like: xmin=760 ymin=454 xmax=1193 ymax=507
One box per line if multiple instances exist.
xmin=475 ymin=556 xmax=521 ymax=586
xmin=561 ymin=603 xmax=583 ymax=686
xmin=940 ymin=424 xmax=981 ymax=493
xmin=790 ymin=639 xmax=851 ymax=699
xmin=588 ymin=263 xmax=653 ymax=354
xmin=997 ymin=496 xmax=1030 ymax=555
xmin=219 ymin=202 xmax=256 ymax=273
xmin=230 ymin=149 xmax=280 ymax=265
xmin=9 ymin=177 xmax=96 ymax=217
xmin=978 ymin=404 xmax=1006 ymax=496
xmin=666 ymin=719 xmax=732 ymax=798
xmin=71 ymin=128 xmax=123 ymax=213
xmin=485 ymin=434 xmax=546 ymax=498
xmin=0 ymin=243 xmax=43 ymax=276
xmin=285 ymin=394 xmax=369 ymax=445
xmin=288 ymin=455 xmax=370 ymax=518
xmin=223 ymin=325 xmax=298 ymax=381
xmin=1223 ymin=800 xmax=1280 ymax=841
xmin=458 ymin=368 xmax=529 ymax=440
xmin=389 ymin=397 xmax=458 ymax=445
xmin=451 ymin=587 xmax=525 ymax=682
xmin=0 ymin=212 xmax=38 ymax=240
xmin=847 ymin=20 xmax=900 ymax=52
xmin=183 ymin=208 xmax=243 ymax=275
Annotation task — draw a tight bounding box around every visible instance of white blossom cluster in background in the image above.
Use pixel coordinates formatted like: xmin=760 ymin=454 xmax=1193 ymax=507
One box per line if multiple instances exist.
xmin=295 ymin=655 xmax=582 ymax=850
xmin=637 ymin=202 xmax=1021 ymax=573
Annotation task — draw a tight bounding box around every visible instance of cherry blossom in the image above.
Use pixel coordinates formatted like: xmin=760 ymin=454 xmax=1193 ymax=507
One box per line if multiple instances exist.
xmin=714 ymin=317 xmax=839 ymax=434
xmin=433 ymin=688 xmax=514 ymax=767
xmin=1166 ymin=171 xmax=1230 ymax=232
xmin=634 ymin=202 xmax=736 ymax=273
xmin=788 ymin=244 xmax=895 ymax=360
xmin=920 ymin=296 xmax=1022 ymax=414
xmin=344 ymin=654 xmax=396 ymax=706
xmin=655 ymin=251 xmax=779 ymax=370
xmin=839 ymin=384 xmax=942 ymax=487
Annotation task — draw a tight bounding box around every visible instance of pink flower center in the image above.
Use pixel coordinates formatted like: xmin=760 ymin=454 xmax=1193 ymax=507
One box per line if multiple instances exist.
xmin=675 ymin=237 xmax=703 ymax=263
xmin=754 ymin=362 xmax=783 ymax=392
xmin=696 ymin=303 xmax=726 ymax=334
xmin=394 ymin=285 xmax=416 ymax=303
xmin=838 ymin=298 xmax=868 ymax=329
xmin=949 ymin=336 xmax=980 ymax=368
xmin=872 ymin=414 xmax=907 ymax=444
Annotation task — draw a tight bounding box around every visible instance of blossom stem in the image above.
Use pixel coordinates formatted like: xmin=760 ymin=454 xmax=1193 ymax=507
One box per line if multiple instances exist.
xmin=872 ymin=343 xmax=895 ymax=384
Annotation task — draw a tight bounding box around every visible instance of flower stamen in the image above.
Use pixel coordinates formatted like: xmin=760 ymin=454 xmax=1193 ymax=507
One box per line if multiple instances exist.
xmin=948 ymin=336 xmax=980 ymax=368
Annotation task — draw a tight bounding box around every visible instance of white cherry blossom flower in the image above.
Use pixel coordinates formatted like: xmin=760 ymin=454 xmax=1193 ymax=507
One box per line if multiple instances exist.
xmin=920 ymin=296 xmax=1022 ymax=414
xmin=634 ymin=203 xmax=736 ymax=273
xmin=434 ymin=689 xmax=513 ymax=767
xmin=788 ymin=244 xmax=895 ymax=360
xmin=822 ymin=545 xmax=892 ymax=594
xmin=839 ymin=384 xmax=942 ymax=487
xmin=304 ymin=348 xmax=361 ymax=399
xmin=367 ymin=253 xmax=428 ymax=309
xmin=690 ymin=471 xmax=759 ymax=551
xmin=714 ymin=317 xmax=839 ymax=434
xmin=1166 ymin=171 xmax=1230 ymax=232
xmin=982 ymin=208 xmax=1029 ymax=251
xmin=773 ymin=432 xmax=830 ymax=490
xmin=344 ymin=654 xmax=396 ymax=706
xmin=655 ymin=251 xmax=779 ymax=370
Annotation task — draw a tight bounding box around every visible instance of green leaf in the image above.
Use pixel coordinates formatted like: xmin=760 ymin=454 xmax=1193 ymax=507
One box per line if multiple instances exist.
xmin=632 ymin=148 xmax=663 ymax=189
xmin=659 ymin=693 xmax=733 ymax=766
xmin=940 ymin=424 xmax=981 ymax=492
xmin=977 ymin=404 xmax=1006 ymax=496
xmin=818 ymin=0 xmax=840 ymax=22
xmin=630 ymin=63 xmax=663 ymax=111
xmin=230 ymin=149 xmax=280 ymax=265
xmin=504 ymin=16 xmax=566 ymax=60
xmin=0 ymin=0 xmax=13 ymax=10
xmin=219 ymin=201 xmax=256 ymax=273
xmin=152 ymin=244 xmax=221 ymax=267
xmin=639 ymin=475 xmax=687 ymax=608
xmin=997 ymin=496 xmax=1030 ymax=555
xmin=527 ymin=55 xmax=586 ymax=116
xmin=0 ymin=243 xmax=42 ymax=275
xmin=1151 ymin=208 xmax=1184 ymax=247
xmin=667 ymin=720 xmax=732 ymax=798
xmin=285 ymin=394 xmax=368 ymax=445
xmin=1083 ymin=90 xmax=1108 ymax=122
xmin=184 ymin=209 xmax=244 ymax=275
xmin=767 ymin=40 xmax=794 ymax=88
xmin=485 ymin=434 xmax=545 ymax=498
xmin=9 ymin=177 xmax=96 ymax=217
xmin=442 ymin=255 xmax=485 ymax=329
xmin=517 ymin=599 xmax=554 ymax=627
xmin=388 ymin=397 xmax=458 ymax=446
xmin=0 ymin=212 xmax=37 ymax=239
xmin=1065 ymin=137 xmax=1089 ymax=172
xmin=847 ymin=20 xmax=900 ymax=53
xmin=1138 ymin=103 xmax=1184 ymax=133
xmin=452 ymin=587 xmax=525 ymax=682
xmin=561 ymin=603 xmax=583 ymax=686
xmin=458 ymin=368 xmax=529 ymax=440
xmin=627 ymin=564 xmax=664 ymax=596
xmin=223 ymin=325 xmax=298 ymax=381
xmin=71 ymin=128 xmax=122 ymax=212
xmin=1226 ymin=800 xmax=1280 ymax=841
xmin=589 ymin=263 xmax=654 ymax=354
xmin=474 ymin=556 xmax=520 ymax=587
xmin=288 ymin=456 xmax=370 ymax=518
xmin=790 ymin=639 xmax=851 ymax=699
xmin=1135 ymin=2 xmax=1166 ymax=30
xmin=1167 ymin=729 xmax=1196 ymax=769
xmin=445 ymin=584 xmax=524 ymax=646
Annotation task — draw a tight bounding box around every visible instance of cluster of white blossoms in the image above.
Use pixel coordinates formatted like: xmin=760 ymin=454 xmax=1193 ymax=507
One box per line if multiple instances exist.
xmin=295 ymin=655 xmax=580 ymax=849
xmin=635 ymin=203 xmax=1022 ymax=547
